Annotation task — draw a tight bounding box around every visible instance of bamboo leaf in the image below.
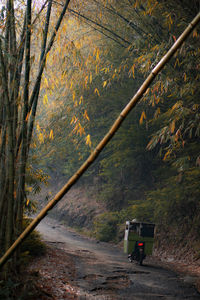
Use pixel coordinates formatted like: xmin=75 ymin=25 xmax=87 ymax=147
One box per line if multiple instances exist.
xmin=38 ymin=132 xmax=44 ymax=143
xmin=163 ymin=149 xmax=172 ymax=161
xmin=85 ymin=134 xmax=92 ymax=147
xmin=49 ymin=129 xmax=54 ymax=139
xmin=170 ymin=120 xmax=176 ymax=133
xmin=43 ymin=94 xmax=48 ymax=105
xmin=96 ymin=48 xmax=100 ymax=61
xmin=103 ymin=80 xmax=107 ymax=88
xmin=44 ymin=77 xmax=49 ymax=88
xmin=73 ymin=91 xmax=76 ymax=101
xmin=154 ymin=107 xmax=160 ymax=119
xmin=83 ymin=110 xmax=90 ymax=121
xmin=90 ymin=73 xmax=92 ymax=83
xmin=94 ymin=88 xmax=100 ymax=96
xmin=139 ymin=111 xmax=146 ymax=124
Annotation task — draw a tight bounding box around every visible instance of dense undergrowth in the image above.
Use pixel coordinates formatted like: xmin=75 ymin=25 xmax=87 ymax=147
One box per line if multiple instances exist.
xmin=0 ymin=218 xmax=46 ymax=300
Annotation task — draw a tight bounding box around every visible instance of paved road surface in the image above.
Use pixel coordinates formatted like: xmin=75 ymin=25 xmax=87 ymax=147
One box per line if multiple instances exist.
xmin=37 ymin=217 xmax=200 ymax=300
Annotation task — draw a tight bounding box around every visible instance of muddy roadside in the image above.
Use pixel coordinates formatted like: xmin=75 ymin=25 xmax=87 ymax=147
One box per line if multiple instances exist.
xmin=152 ymin=256 xmax=200 ymax=294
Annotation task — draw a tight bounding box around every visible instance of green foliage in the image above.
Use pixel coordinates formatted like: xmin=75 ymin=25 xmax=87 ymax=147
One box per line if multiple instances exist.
xmin=20 ymin=218 xmax=47 ymax=259
xmin=24 ymin=164 xmax=50 ymax=215
xmin=93 ymin=212 xmax=119 ymax=242
xmin=34 ymin=0 xmax=199 ymax=249
xmin=129 ymin=167 xmax=200 ymax=231
xmin=154 ymin=168 xmax=200 ymax=226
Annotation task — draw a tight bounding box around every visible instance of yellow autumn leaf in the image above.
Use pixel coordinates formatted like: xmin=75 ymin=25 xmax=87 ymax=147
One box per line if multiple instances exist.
xmin=103 ymin=81 xmax=107 ymax=88
xmin=134 ymin=0 xmax=139 ymax=8
xmin=26 ymin=199 xmax=30 ymax=206
xmin=85 ymin=134 xmax=92 ymax=147
xmin=43 ymin=94 xmax=48 ymax=105
xmin=26 ymin=186 xmax=33 ymax=192
xmin=72 ymin=91 xmax=76 ymax=102
xmin=129 ymin=64 xmax=135 ymax=78
xmin=36 ymin=124 xmax=41 ymax=132
xmin=85 ymin=76 xmax=88 ymax=87
xmin=77 ymin=123 xmax=85 ymax=136
xmin=38 ymin=132 xmax=44 ymax=143
xmin=169 ymin=14 xmax=173 ymax=25
xmin=171 ymin=102 xmax=182 ymax=111
xmin=144 ymin=88 xmax=150 ymax=96
xmin=83 ymin=110 xmax=90 ymax=121
xmin=94 ymin=88 xmax=100 ymax=96
xmin=25 ymin=112 xmax=30 ymax=122
xmin=49 ymin=129 xmax=54 ymax=140
xmin=75 ymin=41 xmax=81 ymax=49
xmin=139 ymin=111 xmax=146 ymax=124
xmin=170 ymin=120 xmax=176 ymax=133
xmin=90 ymin=73 xmax=92 ymax=83
xmin=152 ymin=45 xmax=159 ymax=51
xmin=93 ymin=48 xmax=96 ymax=56
xmin=46 ymin=52 xmax=50 ymax=62
xmin=163 ymin=149 xmax=171 ymax=161
xmin=70 ymin=117 xmax=74 ymax=125
xmin=154 ymin=107 xmax=160 ymax=119
xmin=192 ymin=104 xmax=199 ymax=111
xmin=174 ymin=58 xmax=180 ymax=68
xmin=44 ymin=77 xmax=49 ymax=88
xmin=96 ymin=49 xmax=100 ymax=61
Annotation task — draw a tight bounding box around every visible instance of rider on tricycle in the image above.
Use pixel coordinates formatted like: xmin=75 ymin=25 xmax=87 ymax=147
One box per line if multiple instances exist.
xmin=124 ymin=219 xmax=155 ymax=265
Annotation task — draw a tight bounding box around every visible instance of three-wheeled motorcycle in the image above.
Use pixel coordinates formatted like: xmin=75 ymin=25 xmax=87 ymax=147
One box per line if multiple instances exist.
xmin=124 ymin=220 xmax=155 ymax=265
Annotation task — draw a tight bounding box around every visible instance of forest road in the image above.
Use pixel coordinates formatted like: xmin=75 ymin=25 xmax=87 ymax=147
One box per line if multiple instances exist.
xmin=36 ymin=217 xmax=200 ymax=300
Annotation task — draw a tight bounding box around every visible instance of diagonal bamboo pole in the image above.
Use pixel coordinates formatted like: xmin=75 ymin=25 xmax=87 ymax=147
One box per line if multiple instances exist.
xmin=0 ymin=12 xmax=199 ymax=269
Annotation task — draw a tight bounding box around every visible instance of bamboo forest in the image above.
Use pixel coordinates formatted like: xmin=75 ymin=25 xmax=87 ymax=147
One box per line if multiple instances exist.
xmin=0 ymin=1 xmax=200 ymax=299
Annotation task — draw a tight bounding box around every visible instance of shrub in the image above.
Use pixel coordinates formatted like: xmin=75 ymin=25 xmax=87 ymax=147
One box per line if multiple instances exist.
xmin=20 ymin=218 xmax=47 ymax=258
xmin=93 ymin=212 xmax=119 ymax=242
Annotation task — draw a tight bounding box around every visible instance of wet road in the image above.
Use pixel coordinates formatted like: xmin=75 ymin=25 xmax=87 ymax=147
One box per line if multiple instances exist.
xmin=37 ymin=217 xmax=200 ymax=299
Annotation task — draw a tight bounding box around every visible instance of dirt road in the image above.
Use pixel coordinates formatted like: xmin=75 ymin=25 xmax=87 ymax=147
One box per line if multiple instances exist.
xmin=36 ymin=217 xmax=200 ymax=300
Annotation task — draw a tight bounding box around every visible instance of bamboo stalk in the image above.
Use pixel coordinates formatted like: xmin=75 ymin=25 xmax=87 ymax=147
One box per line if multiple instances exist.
xmin=15 ymin=0 xmax=71 ymax=158
xmin=27 ymin=0 xmax=53 ymax=150
xmin=0 ymin=12 xmax=199 ymax=269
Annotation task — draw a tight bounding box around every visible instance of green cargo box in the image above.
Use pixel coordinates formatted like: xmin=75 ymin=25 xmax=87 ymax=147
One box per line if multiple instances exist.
xmin=124 ymin=234 xmax=154 ymax=255
xmin=124 ymin=221 xmax=155 ymax=255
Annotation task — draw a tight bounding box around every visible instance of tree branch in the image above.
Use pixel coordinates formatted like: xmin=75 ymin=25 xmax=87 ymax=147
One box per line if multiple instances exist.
xmin=68 ymin=8 xmax=131 ymax=46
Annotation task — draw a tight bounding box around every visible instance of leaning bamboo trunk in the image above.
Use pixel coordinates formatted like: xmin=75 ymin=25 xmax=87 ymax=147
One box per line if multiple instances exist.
xmin=0 ymin=12 xmax=199 ymax=269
